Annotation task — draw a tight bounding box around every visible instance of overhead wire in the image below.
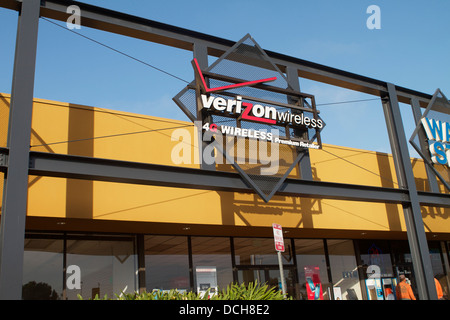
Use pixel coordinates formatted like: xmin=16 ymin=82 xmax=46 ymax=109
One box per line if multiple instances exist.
xmin=319 ymin=148 xmax=399 ymax=187
xmin=31 ymin=123 xmax=194 ymax=148
xmin=317 ymin=98 xmax=380 ymax=106
xmin=41 ymin=17 xmax=380 ymax=108
xmin=41 ymin=17 xmax=190 ymax=84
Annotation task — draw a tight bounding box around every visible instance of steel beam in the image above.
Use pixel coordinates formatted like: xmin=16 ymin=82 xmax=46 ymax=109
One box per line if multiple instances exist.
xmin=0 ymin=0 xmax=40 ymax=300
xmin=382 ymin=83 xmax=438 ymax=300
xmin=0 ymin=147 xmax=445 ymax=206
xmin=417 ymin=190 xmax=450 ymax=207
xmin=22 ymin=150 xmax=443 ymax=205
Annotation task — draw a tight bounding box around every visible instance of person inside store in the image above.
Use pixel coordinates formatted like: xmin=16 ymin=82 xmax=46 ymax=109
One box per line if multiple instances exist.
xmin=434 ymin=277 xmax=444 ymax=300
xmin=395 ymin=274 xmax=416 ymax=300
xmin=384 ymin=287 xmax=395 ymax=300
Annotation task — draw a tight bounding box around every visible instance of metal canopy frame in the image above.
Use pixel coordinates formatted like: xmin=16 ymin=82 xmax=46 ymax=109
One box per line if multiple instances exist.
xmin=0 ymin=0 xmax=446 ymax=300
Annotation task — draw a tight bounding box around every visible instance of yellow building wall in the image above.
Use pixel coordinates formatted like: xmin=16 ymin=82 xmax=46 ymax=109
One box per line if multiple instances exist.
xmin=0 ymin=93 xmax=449 ymax=236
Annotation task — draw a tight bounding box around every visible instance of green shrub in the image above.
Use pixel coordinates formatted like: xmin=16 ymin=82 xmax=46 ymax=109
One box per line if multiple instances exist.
xmin=78 ymin=281 xmax=289 ymax=300
xmin=211 ymin=281 xmax=286 ymax=300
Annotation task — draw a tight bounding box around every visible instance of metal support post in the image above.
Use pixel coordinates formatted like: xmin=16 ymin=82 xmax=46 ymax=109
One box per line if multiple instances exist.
xmin=0 ymin=0 xmax=41 ymax=300
xmin=382 ymin=83 xmax=437 ymax=300
xmin=277 ymin=251 xmax=287 ymax=297
xmin=286 ymin=66 xmax=313 ymax=180
xmin=193 ymin=41 xmax=215 ymax=171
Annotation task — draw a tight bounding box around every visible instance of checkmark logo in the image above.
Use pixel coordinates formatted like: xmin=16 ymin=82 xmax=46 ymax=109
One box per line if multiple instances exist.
xmin=192 ymin=58 xmax=277 ymax=93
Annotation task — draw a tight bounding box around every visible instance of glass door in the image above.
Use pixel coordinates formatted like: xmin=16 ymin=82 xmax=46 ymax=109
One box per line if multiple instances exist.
xmin=390 ymin=241 xmax=418 ymax=299
xmin=23 ymin=233 xmax=138 ymax=300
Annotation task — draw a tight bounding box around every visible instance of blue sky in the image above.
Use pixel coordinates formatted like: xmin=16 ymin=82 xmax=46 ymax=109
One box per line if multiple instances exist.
xmin=0 ymin=0 xmax=449 ymax=154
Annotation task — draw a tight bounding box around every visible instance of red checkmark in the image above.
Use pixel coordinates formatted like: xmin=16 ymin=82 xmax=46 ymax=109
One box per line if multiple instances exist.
xmin=193 ymin=58 xmax=277 ymax=93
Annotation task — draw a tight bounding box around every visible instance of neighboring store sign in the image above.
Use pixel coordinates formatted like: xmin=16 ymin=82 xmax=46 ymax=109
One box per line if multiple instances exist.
xmin=272 ymin=223 xmax=285 ymax=252
xmin=409 ymin=88 xmax=450 ymax=191
xmin=173 ymin=34 xmax=324 ymax=202
xmin=421 ymin=117 xmax=450 ymax=166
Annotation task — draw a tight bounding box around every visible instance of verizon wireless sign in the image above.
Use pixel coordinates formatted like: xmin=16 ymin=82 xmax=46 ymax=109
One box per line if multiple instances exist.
xmin=201 ymin=94 xmax=322 ymax=149
xmin=201 ymin=94 xmax=323 ymax=129
xmin=192 ymin=51 xmax=323 ymax=150
xmin=173 ymin=34 xmax=324 ymax=202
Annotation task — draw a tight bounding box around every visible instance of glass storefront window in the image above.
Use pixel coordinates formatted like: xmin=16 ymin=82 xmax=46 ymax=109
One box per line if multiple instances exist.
xmin=237 ymin=268 xmax=296 ymax=295
xmin=66 ymin=236 xmax=137 ymax=300
xmin=429 ymin=241 xmax=444 ymax=275
xmin=327 ymin=239 xmax=362 ymax=300
xmin=430 ymin=241 xmax=449 ymax=300
xmin=23 ymin=236 xmax=64 ymax=300
xmin=358 ymin=240 xmax=394 ymax=278
xmin=144 ymin=235 xmax=190 ymax=292
xmin=358 ymin=240 xmax=395 ymax=300
xmin=442 ymin=242 xmax=450 ymax=299
xmin=234 ymin=237 xmax=296 ymax=297
xmin=390 ymin=240 xmax=419 ymax=298
xmin=295 ymin=239 xmax=331 ymax=300
xmin=233 ymin=238 xmax=293 ymax=265
xmin=191 ymin=237 xmax=233 ymax=294
xmin=22 ymin=233 xmax=450 ymax=301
